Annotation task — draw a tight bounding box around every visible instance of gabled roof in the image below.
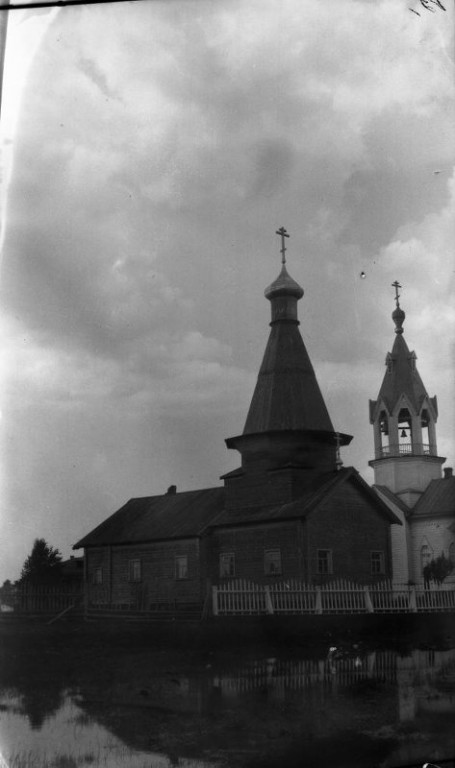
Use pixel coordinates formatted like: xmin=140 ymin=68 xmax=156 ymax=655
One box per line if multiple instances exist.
xmin=211 ymin=467 xmax=402 ymax=528
xmin=73 ymin=487 xmax=225 ymax=548
xmin=372 ymin=332 xmax=432 ymax=417
xmin=412 ymin=476 xmax=455 ymax=518
xmin=373 ymin=485 xmax=411 ymax=517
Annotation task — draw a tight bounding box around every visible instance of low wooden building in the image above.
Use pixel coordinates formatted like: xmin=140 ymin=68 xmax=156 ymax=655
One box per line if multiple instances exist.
xmin=74 ymin=487 xmax=225 ymax=610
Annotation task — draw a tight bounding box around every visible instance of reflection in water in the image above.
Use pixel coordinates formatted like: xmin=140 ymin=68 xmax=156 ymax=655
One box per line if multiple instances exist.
xmin=0 ymin=646 xmax=454 ymax=767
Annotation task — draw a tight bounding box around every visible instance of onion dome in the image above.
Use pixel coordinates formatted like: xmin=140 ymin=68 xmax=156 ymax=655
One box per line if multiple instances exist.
xmin=265 ymin=264 xmax=304 ymax=325
xmin=265 ymin=265 xmax=304 ymax=301
xmin=392 ymin=305 xmax=405 ymax=335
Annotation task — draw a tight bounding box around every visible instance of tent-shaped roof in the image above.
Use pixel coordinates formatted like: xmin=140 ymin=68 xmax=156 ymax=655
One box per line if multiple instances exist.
xmin=243 ymin=262 xmax=336 ymax=436
xmin=374 ymin=333 xmax=430 ymax=415
xmin=243 ymin=320 xmax=335 ymax=434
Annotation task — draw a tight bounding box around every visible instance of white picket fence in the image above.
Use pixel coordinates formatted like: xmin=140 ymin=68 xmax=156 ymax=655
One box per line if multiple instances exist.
xmin=212 ymin=578 xmax=455 ymax=616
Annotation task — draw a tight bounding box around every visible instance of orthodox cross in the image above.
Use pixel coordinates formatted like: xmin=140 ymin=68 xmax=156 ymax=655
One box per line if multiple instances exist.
xmin=391 ymin=280 xmax=402 ymax=307
xmin=276 ymin=227 xmax=290 ymax=265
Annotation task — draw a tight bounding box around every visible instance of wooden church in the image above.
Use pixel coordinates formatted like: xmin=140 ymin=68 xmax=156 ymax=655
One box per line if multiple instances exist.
xmin=74 ymin=230 xmax=406 ymax=611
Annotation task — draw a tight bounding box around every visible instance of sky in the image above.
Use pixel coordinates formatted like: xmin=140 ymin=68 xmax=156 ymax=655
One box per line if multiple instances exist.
xmin=0 ymin=0 xmax=453 ymax=584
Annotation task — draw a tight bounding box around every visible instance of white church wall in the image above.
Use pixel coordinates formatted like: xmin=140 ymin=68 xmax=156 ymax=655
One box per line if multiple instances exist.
xmin=408 ymin=517 xmax=455 ymax=585
xmin=374 ymin=488 xmax=410 ymax=583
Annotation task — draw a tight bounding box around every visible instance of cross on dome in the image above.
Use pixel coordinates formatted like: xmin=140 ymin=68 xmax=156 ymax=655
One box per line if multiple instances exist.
xmin=275 ymin=227 xmax=290 ymax=265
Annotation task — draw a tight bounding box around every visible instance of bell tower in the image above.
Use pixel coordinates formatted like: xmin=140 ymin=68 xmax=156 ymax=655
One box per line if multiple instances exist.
xmin=369 ymin=282 xmax=445 ymax=507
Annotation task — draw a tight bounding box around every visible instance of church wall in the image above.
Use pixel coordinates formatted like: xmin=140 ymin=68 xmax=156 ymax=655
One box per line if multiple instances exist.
xmin=371 ymin=457 xmax=443 ymax=502
xmin=224 ymin=469 xmax=294 ymax=511
xmin=408 ymin=517 xmax=455 ymax=585
xmin=389 ymin=511 xmax=410 ymax=584
xmin=209 ymin=520 xmax=305 ymax=583
xmin=85 ymin=539 xmax=205 ymax=607
xmin=306 ymin=483 xmax=393 ymax=583
xmin=373 ymin=489 xmax=410 ymax=583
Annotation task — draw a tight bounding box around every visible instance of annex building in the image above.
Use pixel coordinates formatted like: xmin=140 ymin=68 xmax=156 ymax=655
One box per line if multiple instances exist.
xmin=74 ymin=235 xmax=454 ymax=611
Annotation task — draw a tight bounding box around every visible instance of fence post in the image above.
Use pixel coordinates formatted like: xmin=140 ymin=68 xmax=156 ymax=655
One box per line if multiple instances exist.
xmin=364 ymin=586 xmax=374 ymax=613
xmin=212 ymin=585 xmax=219 ymax=616
xmin=264 ymin=586 xmax=274 ymax=615
xmin=315 ymin=587 xmax=322 ymax=615
xmin=409 ymin=587 xmax=417 ymax=613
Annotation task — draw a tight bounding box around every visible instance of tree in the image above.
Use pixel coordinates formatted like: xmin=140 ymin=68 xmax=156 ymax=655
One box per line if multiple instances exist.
xmin=423 ymin=554 xmax=453 ymax=587
xmin=0 ymin=579 xmax=14 ymax=605
xmin=20 ymin=538 xmax=63 ymax=584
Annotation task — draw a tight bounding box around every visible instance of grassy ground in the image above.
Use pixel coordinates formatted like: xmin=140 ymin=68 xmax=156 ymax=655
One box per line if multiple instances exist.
xmin=1 ymin=610 xmax=455 ymax=656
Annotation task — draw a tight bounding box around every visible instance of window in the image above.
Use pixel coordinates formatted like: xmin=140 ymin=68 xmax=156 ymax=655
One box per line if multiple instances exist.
xmin=264 ymin=549 xmax=282 ymax=576
xmin=219 ymin=552 xmax=235 ymax=578
xmin=449 ymin=542 xmax=455 ymax=566
xmin=398 ymin=408 xmax=412 ymax=447
xmin=93 ymin=567 xmax=103 ymax=585
xmin=371 ymin=551 xmax=385 ymax=575
xmin=421 ymin=544 xmax=432 ymax=573
xmin=421 ymin=409 xmax=430 ymax=449
xmin=317 ymin=550 xmax=333 ymax=575
xmin=379 ymin=410 xmax=389 ymax=455
xmin=175 ymin=555 xmax=188 ymax=580
xmin=128 ymin=559 xmax=141 ymax=582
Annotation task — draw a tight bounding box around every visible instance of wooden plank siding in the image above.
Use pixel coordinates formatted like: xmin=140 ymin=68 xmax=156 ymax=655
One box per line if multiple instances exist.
xmin=209 ymin=520 xmax=304 ymax=584
xmin=307 ymin=483 xmax=393 ymax=583
xmin=85 ymin=539 xmax=206 ymax=610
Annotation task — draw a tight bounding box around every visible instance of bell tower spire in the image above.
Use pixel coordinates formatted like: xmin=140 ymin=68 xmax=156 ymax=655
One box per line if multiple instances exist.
xmin=369 ymin=283 xmax=445 ymax=507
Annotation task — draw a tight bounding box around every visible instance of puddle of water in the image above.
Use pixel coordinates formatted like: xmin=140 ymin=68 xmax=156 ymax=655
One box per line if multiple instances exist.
xmin=0 ymin=691 xmax=219 ymax=767
xmin=0 ymin=644 xmax=454 ymax=768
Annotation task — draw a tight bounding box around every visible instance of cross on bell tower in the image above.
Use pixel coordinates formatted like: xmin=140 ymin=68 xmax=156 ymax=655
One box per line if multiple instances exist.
xmin=391 ymin=280 xmax=402 ymax=307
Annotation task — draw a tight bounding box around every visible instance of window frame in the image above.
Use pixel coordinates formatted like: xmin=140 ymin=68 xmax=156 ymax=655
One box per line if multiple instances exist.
xmin=370 ymin=550 xmax=385 ymax=576
xmin=128 ymin=558 xmax=142 ymax=583
xmin=219 ymin=552 xmax=235 ymax=579
xmin=317 ymin=549 xmax=333 ymax=575
xmin=421 ymin=544 xmax=432 ymax=573
xmin=175 ymin=554 xmax=189 ymax=580
xmin=93 ymin=567 xmax=103 ymax=585
xmin=264 ymin=548 xmax=282 ymax=576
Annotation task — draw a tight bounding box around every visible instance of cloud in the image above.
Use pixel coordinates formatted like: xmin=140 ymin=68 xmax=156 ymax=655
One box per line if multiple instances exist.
xmin=78 ymin=57 xmax=121 ymax=102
